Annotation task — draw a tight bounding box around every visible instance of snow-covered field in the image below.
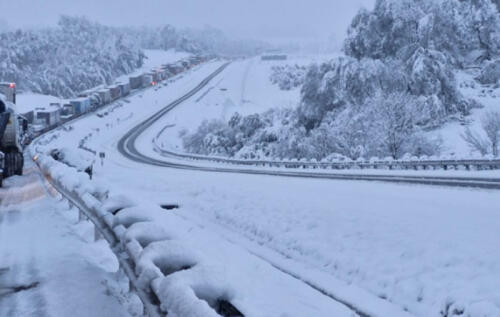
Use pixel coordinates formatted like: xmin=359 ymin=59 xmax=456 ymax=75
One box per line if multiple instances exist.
xmin=30 ymin=58 xmax=500 ymax=317
xmin=0 ymin=160 xmax=138 ymax=317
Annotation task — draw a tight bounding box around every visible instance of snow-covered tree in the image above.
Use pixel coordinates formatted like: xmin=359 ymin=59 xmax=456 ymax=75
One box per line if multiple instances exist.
xmin=462 ymin=127 xmax=491 ymax=155
xmin=481 ymin=111 xmax=500 ymax=156
xmin=344 ymin=0 xmax=500 ymax=64
xmin=462 ymin=111 xmax=500 ymax=156
xmin=478 ymin=59 xmax=500 ymax=84
xmin=372 ymin=93 xmax=416 ymax=159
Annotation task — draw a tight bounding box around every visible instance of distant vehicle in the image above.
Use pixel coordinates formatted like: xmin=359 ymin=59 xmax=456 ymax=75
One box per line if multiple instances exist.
xmin=0 ymin=83 xmax=28 ymax=186
xmin=142 ymin=74 xmax=153 ymax=88
xmin=261 ymin=55 xmax=287 ymax=61
xmin=98 ymin=89 xmax=112 ymax=105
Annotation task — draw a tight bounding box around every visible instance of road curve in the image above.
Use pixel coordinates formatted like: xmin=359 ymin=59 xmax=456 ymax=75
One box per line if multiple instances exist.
xmin=118 ymin=63 xmax=500 ymax=190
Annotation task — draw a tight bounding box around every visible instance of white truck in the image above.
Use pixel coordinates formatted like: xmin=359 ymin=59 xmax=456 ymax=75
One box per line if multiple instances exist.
xmin=0 ymin=83 xmax=28 ymax=187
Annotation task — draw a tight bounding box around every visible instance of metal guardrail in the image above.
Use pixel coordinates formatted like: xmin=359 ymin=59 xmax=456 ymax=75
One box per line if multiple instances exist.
xmin=35 ymin=161 xmax=163 ymax=317
xmin=153 ymin=139 xmax=500 ymax=172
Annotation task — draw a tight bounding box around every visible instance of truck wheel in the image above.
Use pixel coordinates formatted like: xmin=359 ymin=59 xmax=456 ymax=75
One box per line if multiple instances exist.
xmin=15 ymin=153 xmax=23 ymax=176
xmin=3 ymin=152 xmax=22 ymax=178
xmin=3 ymin=153 xmax=13 ymax=178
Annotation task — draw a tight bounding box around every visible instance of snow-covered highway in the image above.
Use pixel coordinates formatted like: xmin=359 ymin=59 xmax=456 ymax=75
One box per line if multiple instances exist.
xmin=31 ymin=59 xmax=500 ymax=317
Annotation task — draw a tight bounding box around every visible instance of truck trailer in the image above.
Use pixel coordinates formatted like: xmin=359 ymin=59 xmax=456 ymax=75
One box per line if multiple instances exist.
xmin=70 ymin=98 xmax=91 ymax=115
xmin=0 ymin=83 xmax=27 ymax=186
xmin=97 ymin=89 xmax=112 ymax=105
xmin=109 ymin=85 xmax=122 ymax=101
xmin=129 ymin=75 xmax=144 ymax=90
xmin=118 ymin=82 xmax=131 ymax=96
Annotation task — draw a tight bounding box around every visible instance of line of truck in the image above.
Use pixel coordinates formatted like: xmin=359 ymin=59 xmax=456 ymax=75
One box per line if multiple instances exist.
xmin=0 ymin=55 xmax=208 ymax=186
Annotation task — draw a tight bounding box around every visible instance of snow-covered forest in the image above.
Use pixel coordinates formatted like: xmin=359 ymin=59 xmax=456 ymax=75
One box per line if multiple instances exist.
xmin=125 ymin=25 xmax=267 ymax=57
xmin=0 ymin=17 xmax=266 ymax=98
xmin=183 ymin=0 xmax=500 ymax=160
xmin=0 ymin=16 xmax=144 ymax=98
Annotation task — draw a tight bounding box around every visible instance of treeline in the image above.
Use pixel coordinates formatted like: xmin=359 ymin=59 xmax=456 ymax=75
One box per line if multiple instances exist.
xmin=125 ymin=25 xmax=267 ymax=57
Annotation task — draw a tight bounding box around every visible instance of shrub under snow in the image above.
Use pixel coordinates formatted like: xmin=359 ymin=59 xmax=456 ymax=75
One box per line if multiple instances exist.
xmin=269 ymin=64 xmax=307 ymax=90
xmin=478 ymin=59 xmax=500 ymax=84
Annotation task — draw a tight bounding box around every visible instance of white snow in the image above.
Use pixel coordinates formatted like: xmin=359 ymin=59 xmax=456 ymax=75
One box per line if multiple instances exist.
xmin=430 ymin=70 xmax=500 ymax=156
xmin=0 ymin=160 xmax=138 ymax=317
xmin=31 ymin=58 xmax=500 ymax=317
xmin=16 ymin=93 xmax=64 ymax=114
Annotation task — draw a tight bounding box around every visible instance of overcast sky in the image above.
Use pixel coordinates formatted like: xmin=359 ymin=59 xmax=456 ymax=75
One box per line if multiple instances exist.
xmin=2 ymin=0 xmax=375 ymax=43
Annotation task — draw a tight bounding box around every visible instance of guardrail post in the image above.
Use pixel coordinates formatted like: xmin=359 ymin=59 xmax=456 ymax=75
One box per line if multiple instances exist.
xmin=94 ymin=225 xmax=103 ymax=241
xmin=78 ymin=209 xmax=87 ymax=222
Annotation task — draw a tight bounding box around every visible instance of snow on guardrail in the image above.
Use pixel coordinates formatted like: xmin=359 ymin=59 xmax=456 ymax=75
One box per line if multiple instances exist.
xmin=153 ymin=135 xmax=500 ymax=172
xmin=31 ymin=147 xmax=244 ymax=317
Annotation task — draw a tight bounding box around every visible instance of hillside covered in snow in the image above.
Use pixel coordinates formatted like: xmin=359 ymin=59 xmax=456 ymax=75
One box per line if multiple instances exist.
xmin=0 ymin=17 xmax=267 ymax=98
xmin=0 ymin=16 xmax=144 ymax=98
xmin=183 ymin=0 xmax=500 ymax=161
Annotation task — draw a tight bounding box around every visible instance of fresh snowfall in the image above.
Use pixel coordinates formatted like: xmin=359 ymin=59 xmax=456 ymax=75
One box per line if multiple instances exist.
xmin=1 ymin=1 xmax=500 ymax=317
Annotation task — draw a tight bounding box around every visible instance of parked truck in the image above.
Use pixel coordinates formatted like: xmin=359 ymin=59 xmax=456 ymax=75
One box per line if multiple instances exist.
xmin=0 ymin=83 xmax=28 ymax=186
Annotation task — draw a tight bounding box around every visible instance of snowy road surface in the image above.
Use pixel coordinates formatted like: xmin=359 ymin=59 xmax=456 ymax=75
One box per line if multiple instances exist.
xmin=0 ymin=160 xmax=137 ymax=317
xmin=34 ymin=59 xmax=500 ymax=316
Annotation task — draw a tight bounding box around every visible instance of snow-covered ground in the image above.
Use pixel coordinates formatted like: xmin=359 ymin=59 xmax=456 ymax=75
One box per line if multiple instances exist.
xmin=0 ymin=160 xmax=138 ymax=317
xmin=33 ymin=58 xmax=500 ymax=317
xmin=431 ymin=70 xmax=500 ymax=156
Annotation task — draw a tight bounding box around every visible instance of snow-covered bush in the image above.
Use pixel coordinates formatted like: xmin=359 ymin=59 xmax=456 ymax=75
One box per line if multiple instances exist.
xmin=478 ymin=59 xmax=500 ymax=84
xmin=462 ymin=111 xmax=500 ymax=156
xmin=269 ymin=64 xmax=307 ymax=90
